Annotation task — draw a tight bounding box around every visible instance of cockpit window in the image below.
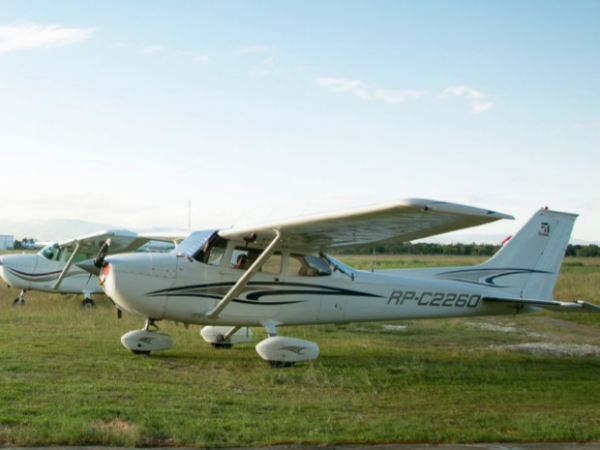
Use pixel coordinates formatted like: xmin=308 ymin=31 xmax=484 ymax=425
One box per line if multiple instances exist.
xmin=288 ymin=254 xmax=332 ymax=277
xmin=183 ymin=232 xmax=227 ymax=265
xmin=172 ymin=230 xmax=220 ymax=263
xmin=40 ymin=243 xmax=61 ymax=261
xmin=203 ymin=236 xmax=227 ymax=266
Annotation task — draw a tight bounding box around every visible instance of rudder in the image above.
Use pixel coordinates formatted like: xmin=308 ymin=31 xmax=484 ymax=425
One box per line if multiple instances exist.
xmin=479 ymin=208 xmax=577 ymax=300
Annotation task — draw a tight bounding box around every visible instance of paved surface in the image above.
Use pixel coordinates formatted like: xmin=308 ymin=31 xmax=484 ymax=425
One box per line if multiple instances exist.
xmin=3 ymin=444 xmax=600 ymax=450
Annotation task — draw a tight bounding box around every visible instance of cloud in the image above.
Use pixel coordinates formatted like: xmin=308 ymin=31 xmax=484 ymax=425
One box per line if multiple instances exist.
xmin=443 ymin=85 xmax=485 ymax=99
xmin=141 ymin=43 xmax=210 ymax=65
xmin=316 ymin=77 xmax=427 ymax=104
xmin=576 ymin=120 xmax=600 ymax=129
xmin=443 ymin=85 xmax=494 ymax=113
xmin=234 ymin=45 xmax=268 ymax=55
xmin=316 ymin=78 xmax=494 ymax=113
xmin=374 ymin=89 xmax=426 ymax=104
xmin=316 ymin=77 xmax=371 ymax=99
xmin=0 ymin=22 xmax=95 ymax=53
xmin=192 ymin=55 xmax=210 ymax=65
xmin=143 ymin=45 xmax=165 ymax=54
xmin=470 ymin=101 xmax=494 ymax=113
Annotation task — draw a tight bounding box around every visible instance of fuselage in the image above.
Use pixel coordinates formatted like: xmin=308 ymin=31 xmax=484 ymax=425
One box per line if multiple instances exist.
xmin=99 ymin=246 xmax=531 ymax=328
xmin=0 ymin=247 xmax=102 ymax=295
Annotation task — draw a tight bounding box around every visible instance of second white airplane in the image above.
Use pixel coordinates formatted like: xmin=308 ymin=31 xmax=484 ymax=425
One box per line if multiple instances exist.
xmin=0 ymin=230 xmax=183 ymax=307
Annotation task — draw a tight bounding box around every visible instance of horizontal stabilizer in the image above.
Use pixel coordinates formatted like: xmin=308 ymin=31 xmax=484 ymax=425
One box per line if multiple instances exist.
xmin=484 ymin=296 xmax=600 ymax=313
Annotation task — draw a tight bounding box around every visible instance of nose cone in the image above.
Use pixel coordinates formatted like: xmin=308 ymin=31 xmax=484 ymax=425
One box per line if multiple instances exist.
xmin=102 ymin=252 xmax=178 ymax=319
xmin=76 ymin=259 xmax=101 ymax=276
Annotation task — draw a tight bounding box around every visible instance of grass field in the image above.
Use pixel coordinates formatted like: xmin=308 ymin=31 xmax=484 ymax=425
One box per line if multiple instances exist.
xmin=1 ymin=254 xmax=600 ymax=447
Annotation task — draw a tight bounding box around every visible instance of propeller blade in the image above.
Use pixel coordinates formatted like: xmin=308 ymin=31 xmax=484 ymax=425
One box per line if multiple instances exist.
xmin=94 ymin=238 xmax=111 ymax=269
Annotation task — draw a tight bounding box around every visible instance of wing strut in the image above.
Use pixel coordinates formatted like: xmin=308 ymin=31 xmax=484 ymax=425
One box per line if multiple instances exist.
xmin=53 ymin=241 xmax=82 ymax=289
xmin=204 ymin=230 xmax=282 ymax=320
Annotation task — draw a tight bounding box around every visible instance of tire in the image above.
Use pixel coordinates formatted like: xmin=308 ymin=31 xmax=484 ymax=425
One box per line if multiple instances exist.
xmin=211 ymin=343 xmax=233 ymax=349
xmin=81 ymin=298 xmax=96 ymax=309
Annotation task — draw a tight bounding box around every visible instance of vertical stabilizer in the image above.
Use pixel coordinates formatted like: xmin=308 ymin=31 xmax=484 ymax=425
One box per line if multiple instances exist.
xmin=478 ymin=209 xmax=577 ymax=299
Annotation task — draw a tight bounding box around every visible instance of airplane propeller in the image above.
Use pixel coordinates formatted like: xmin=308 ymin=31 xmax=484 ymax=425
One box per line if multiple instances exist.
xmin=94 ymin=238 xmax=111 ymax=269
xmin=76 ymin=239 xmax=112 ymax=277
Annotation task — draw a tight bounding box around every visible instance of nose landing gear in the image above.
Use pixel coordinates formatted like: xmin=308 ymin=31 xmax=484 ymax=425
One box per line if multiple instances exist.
xmin=12 ymin=290 xmax=26 ymax=306
xmin=121 ymin=318 xmax=173 ymax=355
xmin=80 ymin=297 xmax=96 ymax=309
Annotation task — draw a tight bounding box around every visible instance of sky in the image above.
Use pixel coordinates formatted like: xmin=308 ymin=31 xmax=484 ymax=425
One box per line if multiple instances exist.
xmin=0 ymin=1 xmax=599 ymax=243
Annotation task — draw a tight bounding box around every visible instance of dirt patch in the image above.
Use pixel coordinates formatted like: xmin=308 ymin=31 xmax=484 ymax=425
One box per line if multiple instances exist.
xmin=91 ymin=419 xmax=138 ymax=434
xmin=472 ymin=315 xmax=600 ymax=357
xmin=488 ymin=342 xmax=600 ymax=357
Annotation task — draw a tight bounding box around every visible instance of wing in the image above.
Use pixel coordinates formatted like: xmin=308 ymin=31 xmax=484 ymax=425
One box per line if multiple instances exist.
xmin=219 ymin=198 xmax=513 ymax=251
xmin=59 ymin=230 xmax=149 ymax=255
xmin=59 ymin=230 xmax=188 ymax=255
xmin=54 ymin=230 xmax=148 ymax=289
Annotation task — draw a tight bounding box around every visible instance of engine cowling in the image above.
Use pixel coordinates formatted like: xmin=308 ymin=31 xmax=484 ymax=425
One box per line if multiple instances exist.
xmin=255 ymin=336 xmax=319 ymax=365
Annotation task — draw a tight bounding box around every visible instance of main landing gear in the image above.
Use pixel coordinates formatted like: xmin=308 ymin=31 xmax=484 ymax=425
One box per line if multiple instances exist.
xmin=200 ymin=325 xmax=253 ymax=349
xmin=120 ymin=321 xmax=320 ymax=366
xmin=11 ymin=290 xmax=95 ymax=308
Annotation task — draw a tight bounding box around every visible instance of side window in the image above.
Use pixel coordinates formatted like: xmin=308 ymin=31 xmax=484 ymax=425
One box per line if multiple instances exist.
xmin=288 ymin=254 xmax=332 ymax=277
xmin=63 ymin=249 xmax=94 ymax=264
xmin=261 ymin=253 xmax=281 ymax=274
xmin=230 ymin=247 xmax=260 ymax=270
xmin=230 ymin=249 xmax=249 ymax=270
xmin=288 ymin=254 xmax=305 ymax=276
xmin=229 ymin=248 xmax=282 ymax=274
xmin=305 ymin=255 xmax=333 ymax=276
xmin=74 ymin=252 xmax=94 ymax=264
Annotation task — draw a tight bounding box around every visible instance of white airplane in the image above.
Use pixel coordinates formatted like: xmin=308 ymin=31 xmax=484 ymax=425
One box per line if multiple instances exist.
xmin=0 ymin=230 xmax=181 ymax=308
xmin=78 ymin=199 xmax=600 ymax=366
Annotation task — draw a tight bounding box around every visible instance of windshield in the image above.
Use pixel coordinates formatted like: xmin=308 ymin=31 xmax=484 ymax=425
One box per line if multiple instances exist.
xmin=39 ymin=243 xmax=61 ymax=261
xmin=173 ymin=230 xmax=219 ymax=261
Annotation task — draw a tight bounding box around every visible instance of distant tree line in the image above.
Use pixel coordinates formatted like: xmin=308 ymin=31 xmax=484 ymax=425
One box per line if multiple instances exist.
xmin=566 ymin=244 xmax=600 ymax=257
xmin=333 ymin=242 xmax=600 ymax=257
xmin=12 ymin=238 xmax=37 ymax=250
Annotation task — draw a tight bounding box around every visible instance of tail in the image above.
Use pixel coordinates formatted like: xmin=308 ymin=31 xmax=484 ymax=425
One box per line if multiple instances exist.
xmin=478 ymin=208 xmax=577 ymax=299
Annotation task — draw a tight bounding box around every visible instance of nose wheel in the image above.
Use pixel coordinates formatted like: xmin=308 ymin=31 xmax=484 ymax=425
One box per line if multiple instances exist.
xmin=12 ymin=290 xmax=26 ymax=306
xmin=80 ymin=297 xmax=96 ymax=309
xmin=121 ymin=318 xmax=173 ymax=355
